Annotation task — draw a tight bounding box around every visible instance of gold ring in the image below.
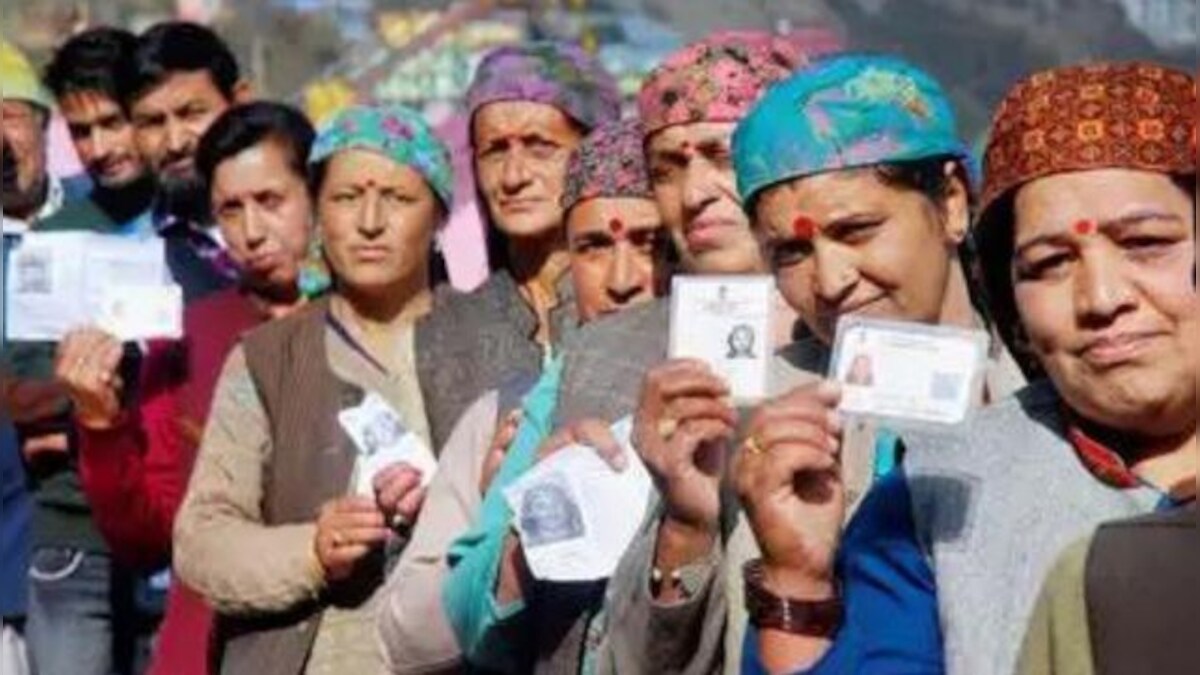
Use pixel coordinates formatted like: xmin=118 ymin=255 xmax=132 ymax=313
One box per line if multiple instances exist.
xmin=656 ymin=417 xmax=678 ymax=440
xmin=743 ymin=435 xmax=765 ymax=456
xmin=331 ymin=531 xmax=345 ymax=548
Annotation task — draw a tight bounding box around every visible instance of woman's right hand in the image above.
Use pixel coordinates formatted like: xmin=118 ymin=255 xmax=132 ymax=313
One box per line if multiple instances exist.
xmin=54 ymin=327 xmax=124 ymax=430
xmin=734 ymin=381 xmax=845 ymax=597
xmin=632 ymin=359 xmax=737 ymax=536
xmin=314 ymin=496 xmax=390 ymax=582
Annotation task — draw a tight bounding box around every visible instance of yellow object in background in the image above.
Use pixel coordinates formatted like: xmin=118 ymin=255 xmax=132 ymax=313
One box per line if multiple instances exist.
xmin=304 ymin=78 xmax=358 ymax=127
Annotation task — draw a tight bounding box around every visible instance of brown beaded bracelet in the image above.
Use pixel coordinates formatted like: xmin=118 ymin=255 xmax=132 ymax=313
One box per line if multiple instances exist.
xmin=743 ymin=559 xmax=843 ymax=637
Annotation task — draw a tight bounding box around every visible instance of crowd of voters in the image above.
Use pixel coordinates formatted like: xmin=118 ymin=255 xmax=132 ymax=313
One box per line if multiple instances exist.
xmin=0 ymin=18 xmax=1194 ymax=675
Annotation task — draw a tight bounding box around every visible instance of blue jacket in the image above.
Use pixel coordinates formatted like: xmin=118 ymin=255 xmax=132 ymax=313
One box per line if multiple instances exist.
xmin=0 ymin=417 xmax=31 ymax=618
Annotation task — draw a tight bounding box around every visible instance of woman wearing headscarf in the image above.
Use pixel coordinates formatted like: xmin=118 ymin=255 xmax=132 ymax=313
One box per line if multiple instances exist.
xmin=739 ymin=62 xmax=1195 ymax=675
xmin=173 ymin=104 xmax=455 ymax=675
xmin=599 ymin=54 xmax=1026 ymax=675
xmin=554 ymin=30 xmax=816 ymax=429
xmin=414 ymin=43 xmax=621 ymax=451
xmin=53 ymin=101 xmax=321 ymax=675
xmin=378 ymin=119 xmax=669 ymax=674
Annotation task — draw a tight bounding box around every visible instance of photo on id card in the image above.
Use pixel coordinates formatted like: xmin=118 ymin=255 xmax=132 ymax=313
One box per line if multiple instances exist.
xmin=338 ymin=392 xmax=437 ymax=496
xmin=828 ymin=316 xmax=988 ymax=427
xmin=669 ymin=275 xmax=773 ymax=402
xmin=514 ymin=469 xmax=589 ymax=549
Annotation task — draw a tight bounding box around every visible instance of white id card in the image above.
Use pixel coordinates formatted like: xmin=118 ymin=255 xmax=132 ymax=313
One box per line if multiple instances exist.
xmin=503 ymin=417 xmax=651 ymax=582
xmin=829 ymin=316 xmax=987 ymax=426
xmin=96 ymin=285 xmax=183 ymax=341
xmin=669 ymin=275 xmax=773 ymax=402
xmin=338 ymin=392 xmax=437 ymax=496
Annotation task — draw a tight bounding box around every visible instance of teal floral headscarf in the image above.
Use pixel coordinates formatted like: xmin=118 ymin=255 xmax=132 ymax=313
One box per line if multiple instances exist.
xmin=733 ymin=54 xmax=970 ymax=208
xmin=309 ymin=103 xmax=455 ymax=209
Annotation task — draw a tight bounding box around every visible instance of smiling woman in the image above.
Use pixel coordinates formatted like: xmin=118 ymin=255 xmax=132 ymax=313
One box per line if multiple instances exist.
xmin=739 ymin=60 xmax=1197 ymax=675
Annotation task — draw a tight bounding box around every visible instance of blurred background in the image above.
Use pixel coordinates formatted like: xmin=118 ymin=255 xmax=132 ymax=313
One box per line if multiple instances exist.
xmin=2 ymin=0 xmax=1194 ymax=287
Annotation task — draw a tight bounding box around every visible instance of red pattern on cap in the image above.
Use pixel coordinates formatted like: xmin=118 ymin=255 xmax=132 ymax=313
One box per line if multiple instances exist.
xmin=979 ymin=62 xmax=1196 ymax=220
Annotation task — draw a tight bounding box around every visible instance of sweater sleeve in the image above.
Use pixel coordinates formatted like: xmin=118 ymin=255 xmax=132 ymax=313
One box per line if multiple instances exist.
xmin=1014 ymin=537 xmax=1094 ymax=675
xmin=442 ymin=360 xmax=562 ymax=673
xmin=378 ymin=390 xmax=497 ymax=674
xmin=76 ymin=341 xmax=190 ymax=570
xmin=742 ymin=471 xmax=944 ymax=674
xmin=77 ymin=395 xmax=181 ymax=569
xmin=442 ymin=412 xmax=543 ymax=673
xmin=173 ymin=346 xmax=325 ymax=615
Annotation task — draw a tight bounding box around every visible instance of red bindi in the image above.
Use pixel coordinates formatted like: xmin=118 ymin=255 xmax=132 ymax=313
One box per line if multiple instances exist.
xmin=609 ymin=218 xmax=625 ymax=236
xmin=1073 ymin=219 xmax=1096 ymax=236
xmin=792 ymin=216 xmax=819 ymax=240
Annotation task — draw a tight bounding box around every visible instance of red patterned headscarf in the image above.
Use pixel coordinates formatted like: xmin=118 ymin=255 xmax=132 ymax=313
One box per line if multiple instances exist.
xmin=979 ymin=61 xmax=1196 ymax=218
xmin=636 ymin=31 xmax=816 ymax=137
xmin=974 ymin=62 xmax=1196 ymax=375
xmin=561 ymin=119 xmax=654 ymax=213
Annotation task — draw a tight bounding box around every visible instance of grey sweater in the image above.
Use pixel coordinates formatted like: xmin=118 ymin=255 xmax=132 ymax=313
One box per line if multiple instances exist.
xmin=902 ymin=381 xmax=1162 ymax=675
xmin=598 ymin=380 xmax=1162 ymax=675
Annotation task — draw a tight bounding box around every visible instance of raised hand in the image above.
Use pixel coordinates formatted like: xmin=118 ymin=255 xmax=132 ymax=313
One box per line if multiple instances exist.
xmin=633 ymin=359 xmax=737 ymax=535
xmin=734 ymin=381 xmax=844 ymax=597
xmin=54 ymin=327 xmax=125 ymax=430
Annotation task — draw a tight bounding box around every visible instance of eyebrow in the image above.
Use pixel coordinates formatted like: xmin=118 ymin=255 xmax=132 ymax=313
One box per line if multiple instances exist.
xmin=1014 ymin=208 xmax=1183 ymax=257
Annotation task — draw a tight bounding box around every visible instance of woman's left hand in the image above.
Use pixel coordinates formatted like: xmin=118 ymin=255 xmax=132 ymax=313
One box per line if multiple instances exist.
xmin=372 ymin=462 xmax=426 ymax=531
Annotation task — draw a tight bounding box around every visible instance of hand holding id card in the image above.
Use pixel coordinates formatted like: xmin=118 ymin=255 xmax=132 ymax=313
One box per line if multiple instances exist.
xmin=503 ymin=417 xmax=652 ymax=582
xmin=829 ymin=316 xmax=988 ymax=426
xmin=669 ymin=276 xmax=774 ymax=402
xmin=338 ymin=392 xmax=437 ymax=496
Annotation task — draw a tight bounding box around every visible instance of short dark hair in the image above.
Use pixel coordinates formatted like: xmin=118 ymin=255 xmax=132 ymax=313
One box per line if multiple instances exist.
xmin=195 ymin=102 xmax=315 ymax=190
xmin=44 ymin=27 xmax=137 ymax=102
xmin=873 ymin=154 xmax=975 ymax=213
xmin=121 ymin=22 xmax=240 ymax=108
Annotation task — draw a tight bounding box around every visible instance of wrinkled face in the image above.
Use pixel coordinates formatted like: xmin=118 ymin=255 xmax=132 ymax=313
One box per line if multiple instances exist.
xmin=211 ymin=139 xmax=312 ymax=295
xmin=130 ymin=70 xmax=234 ymax=201
xmin=59 ymin=90 xmax=145 ymax=189
xmin=1011 ymin=169 xmax=1196 ymax=437
xmin=566 ymin=196 xmax=668 ymax=323
xmin=1 ymin=99 xmax=48 ymax=218
xmin=755 ymin=166 xmax=968 ymax=344
xmin=318 ymin=148 xmax=440 ymax=296
xmin=646 ymin=122 xmax=762 ymax=274
xmin=473 ymin=101 xmax=583 ymax=240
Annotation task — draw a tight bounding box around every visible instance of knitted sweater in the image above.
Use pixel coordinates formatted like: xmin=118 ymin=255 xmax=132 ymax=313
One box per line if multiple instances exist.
xmin=744 ymin=381 xmax=1165 ymax=675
